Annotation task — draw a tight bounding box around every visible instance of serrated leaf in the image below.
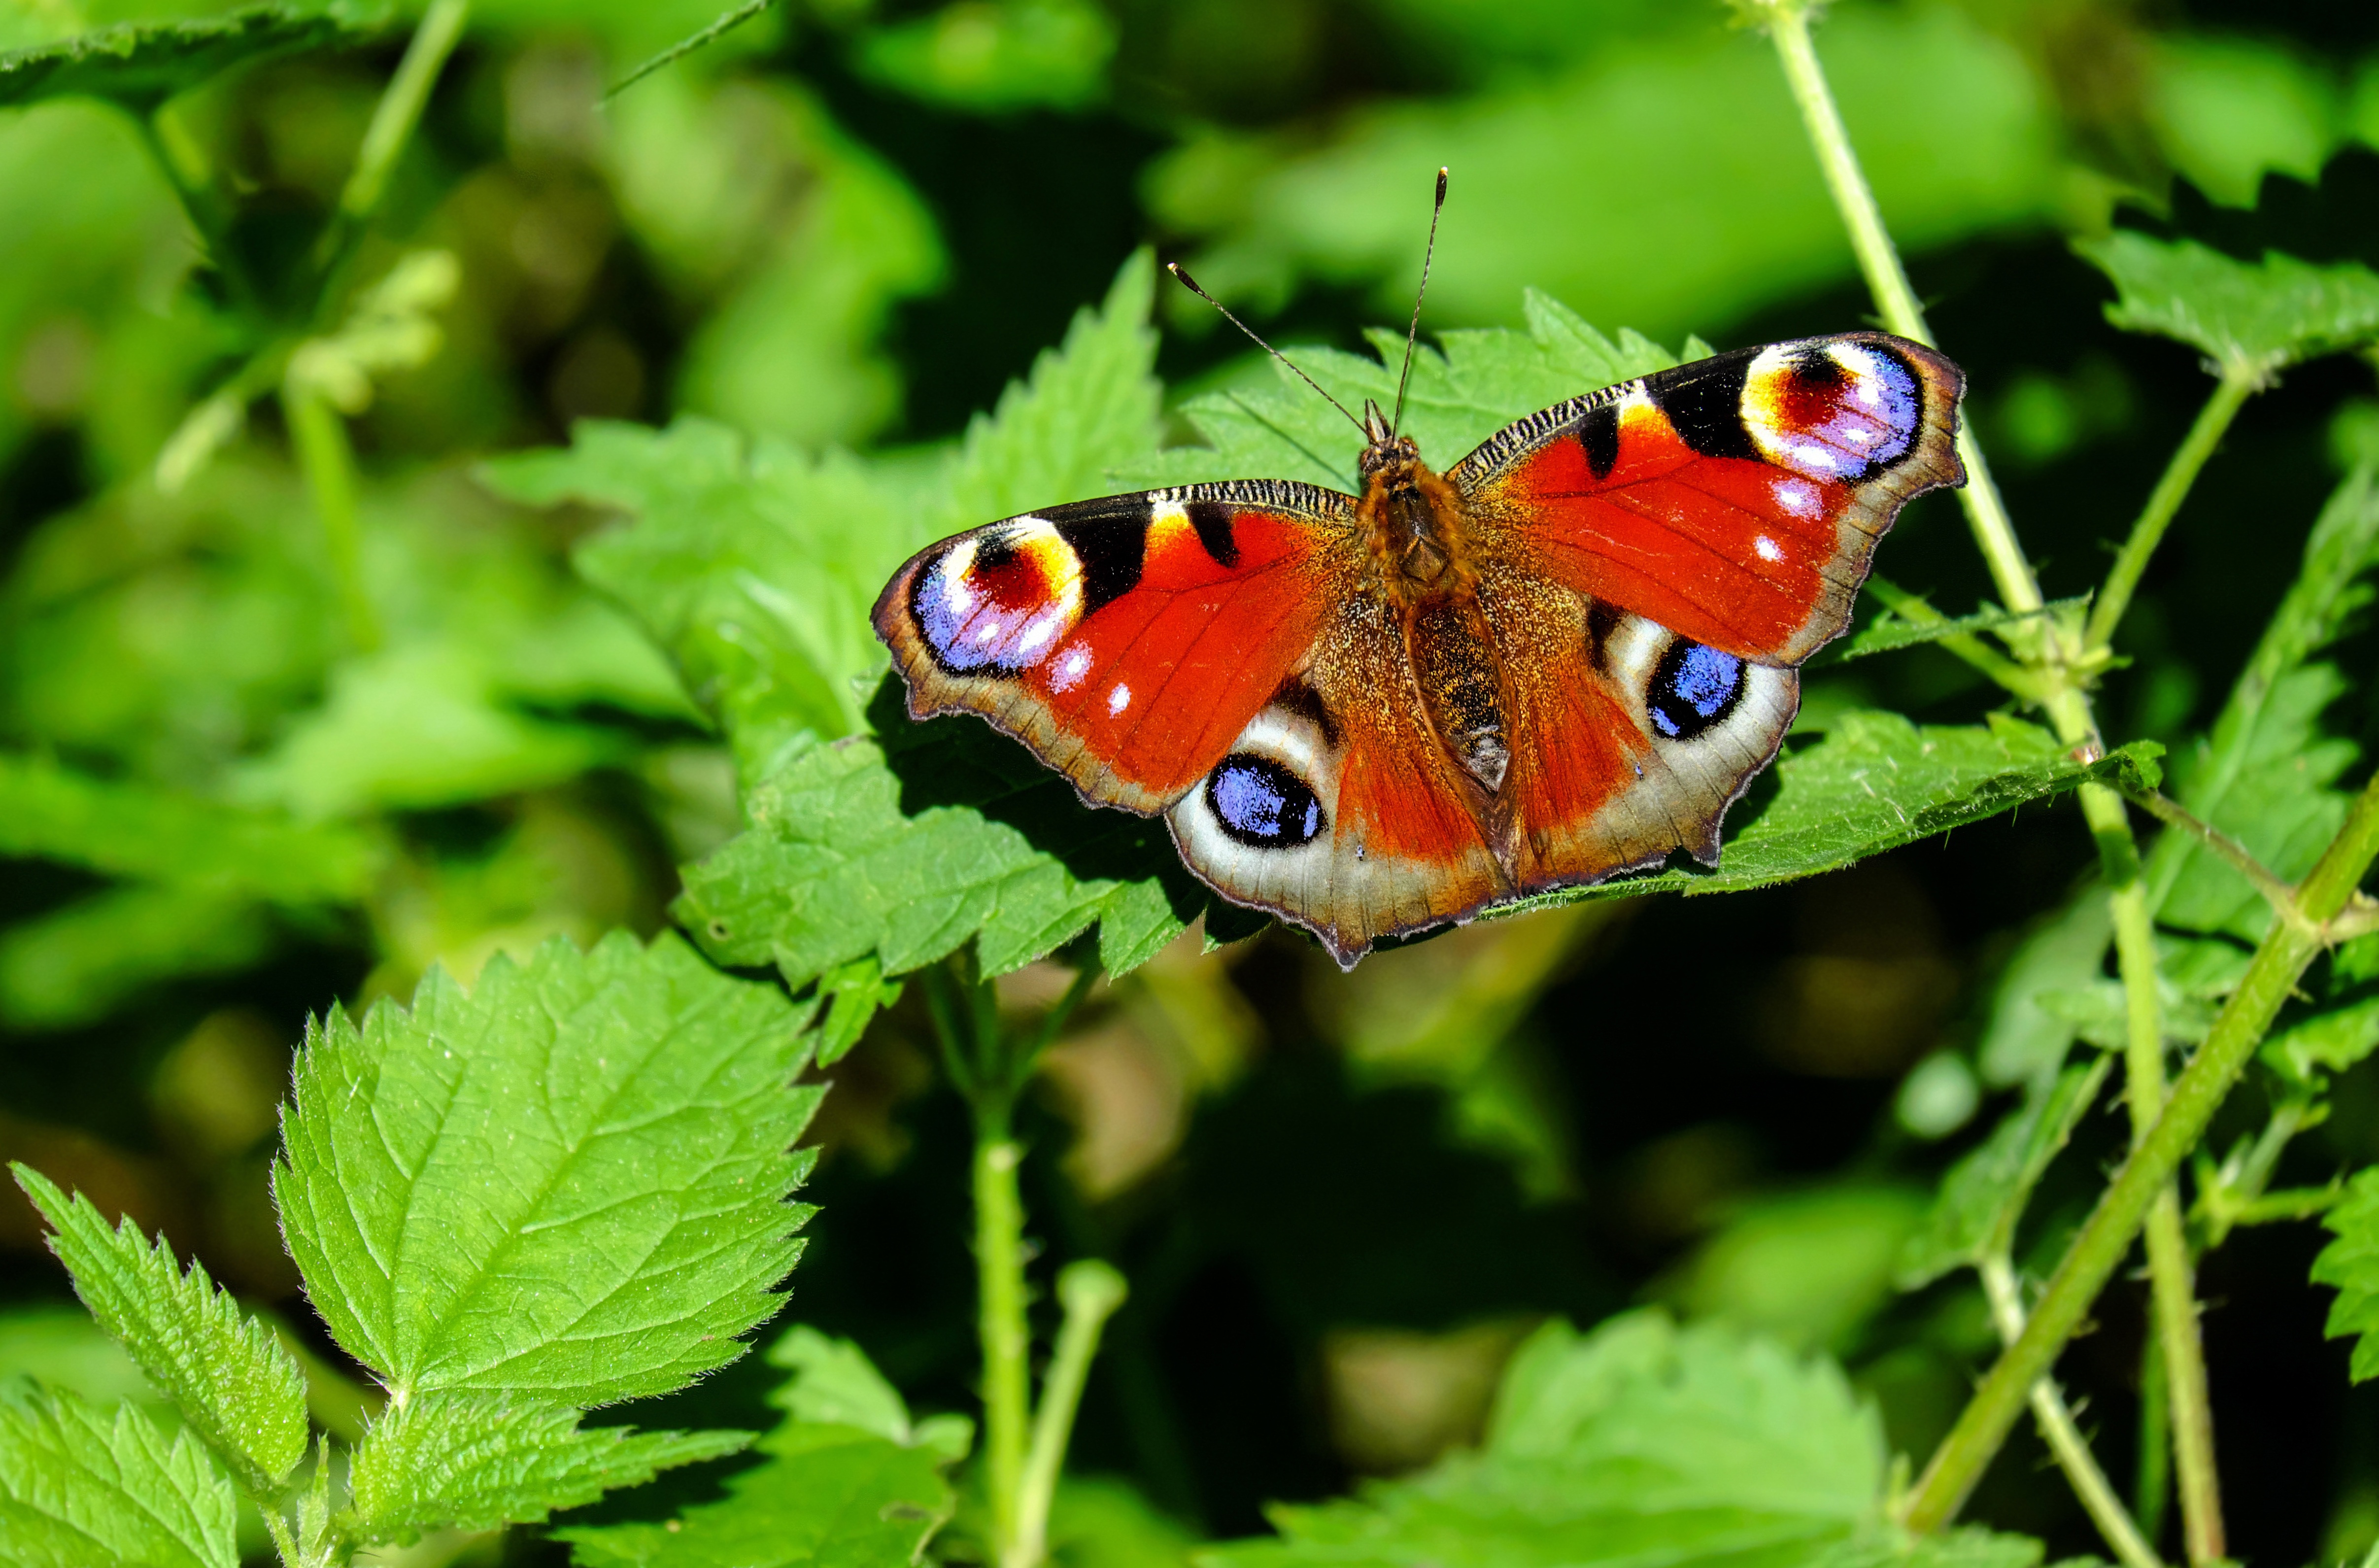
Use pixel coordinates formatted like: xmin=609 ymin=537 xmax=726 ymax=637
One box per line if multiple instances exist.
xmin=349 ymin=1391 xmax=749 ymax=1536
xmin=11 ymin=1167 xmax=306 ymax=1495
xmin=814 ymin=956 xmax=902 ymax=1068
xmin=561 ymin=1324 xmax=960 ymax=1568
xmin=2149 ymin=465 xmax=2379 ymax=939
xmin=1202 ymin=1311 xmax=2040 ymax=1568
xmin=2312 ymin=1167 xmax=2379 ymax=1381
xmin=2076 ymin=230 xmax=2379 ymax=373
xmin=0 ymin=4 xmax=381 ymax=111
xmin=677 ymin=682 xmax=1198 ymax=987
xmin=0 ymin=752 xmax=381 ymax=901
xmin=1511 ymin=714 xmax=2156 ymax=912
xmin=2263 ymin=995 xmax=2379 ymax=1083
xmin=272 ymin=930 xmax=821 ymax=1404
xmin=1823 ymin=597 xmax=2082 ymax=665
xmin=0 ymin=884 xmax=276 ymax=1030
xmin=1895 ymin=1059 xmax=2111 ymax=1291
xmin=0 ymin=1379 xmax=236 ymax=1568
xmin=482 ymin=251 xmax=1165 ymax=771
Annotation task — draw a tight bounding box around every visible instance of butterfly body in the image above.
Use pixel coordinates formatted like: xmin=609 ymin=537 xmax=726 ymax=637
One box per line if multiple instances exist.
xmin=876 ymin=332 xmax=1966 ymax=966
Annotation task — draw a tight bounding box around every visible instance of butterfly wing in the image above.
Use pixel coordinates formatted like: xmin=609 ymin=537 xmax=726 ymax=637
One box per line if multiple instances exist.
xmin=1453 ymin=332 xmax=1965 ymax=663
xmin=876 ymin=479 xmax=1506 ymax=965
xmin=1458 ymin=332 xmax=1964 ymax=894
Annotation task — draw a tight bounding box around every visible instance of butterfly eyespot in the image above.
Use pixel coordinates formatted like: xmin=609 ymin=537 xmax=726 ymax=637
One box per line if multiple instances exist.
xmin=1646 ymin=639 xmax=1744 ymax=741
xmin=1207 ymin=753 xmax=1325 ymax=849
xmin=911 ymin=521 xmax=1086 ymax=675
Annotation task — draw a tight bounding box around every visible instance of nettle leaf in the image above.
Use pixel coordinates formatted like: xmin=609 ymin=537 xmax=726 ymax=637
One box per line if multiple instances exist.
xmin=2264 ymin=995 xmax=2379 ymax=1084
xmin=1895 ymin=1059 xmax=2111 ymax=1291
xmin=678 ymin=684 xmax=1197 ymax=987
xmin=482 ymin=250 xmax=1165 ymax=771
xmin=560 ymin=1324 xmax=962 ymax=1568
xmin=2150 ymin=465 xmax=2379 ymax=939
xmin=272 ymin=930 xmax=821 ymax=1404
xmin=348 ymin=1391 xmax=750 ymax=1537
xmin=1206 ymin=1310 xmax=2041 ymax=1568
xmin=0 ymin=1379 xmax=237 ymax=1568
xmin=2077 ymin=230 xmax=2379 ymax=374
xmin=1973 ymin=893 xmax=2110 ymax=1088
xmin=11 ymin=1168 xmax=306 ymax=1496
xmin=2312 ymin=1167 xmax=2379 ymax=1381
xmin=0 ymin=752 xmax=382 ymax=902
xmin=0 ymin=3 xmax=381 ymax=111
xmin=1822 ymin=596 xmax=2082 ymax=665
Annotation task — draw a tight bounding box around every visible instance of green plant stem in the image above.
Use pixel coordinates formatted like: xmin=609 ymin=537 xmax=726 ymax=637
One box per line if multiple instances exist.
xmin=1902 ymin=766 xmax=2379 ymax=1532
xmin=1010 ymin=1261 xmax=1129 ymax=1568
xmin=605 ymin=0 xmax=776 ymax=99
xmin=2124 ymin=788 xmax=2302 ymax=921
xmin=976 ymin=1127 xmax=1030 ymax=1566
xmin=1763 ymin=3 xmax=2040 ymax=623
xmin=2136 ymin=1333 xmax=2170 ymax=1546
xmin=312 ymin=0 xmax=470 ymax=289
xmin=2101 ymin=818 xmax=2225 ymax=1565
xmin=1978 ymin=1255 xmax=2166 ymax=1568
xmin=2087 ymin=370 xmax=2258 ymax=652
xmin=280 ymin=382 xmax=381 ymax=651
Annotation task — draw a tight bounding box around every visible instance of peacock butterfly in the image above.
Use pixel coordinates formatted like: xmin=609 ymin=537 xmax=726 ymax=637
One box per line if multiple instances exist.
xmin=873 ymin=189 xmax=1966 ymax=967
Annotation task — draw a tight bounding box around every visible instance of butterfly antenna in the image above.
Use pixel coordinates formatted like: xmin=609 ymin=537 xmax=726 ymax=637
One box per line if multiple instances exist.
xmin=1167 ymin=262 xmax=1366 ymax=435
xmin=1390 ymin=167 xmax=1449 ymax=437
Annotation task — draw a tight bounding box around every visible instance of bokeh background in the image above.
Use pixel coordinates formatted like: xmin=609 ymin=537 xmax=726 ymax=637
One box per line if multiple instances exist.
xmin=2 ymin=0 xmax=2378 ymax=1562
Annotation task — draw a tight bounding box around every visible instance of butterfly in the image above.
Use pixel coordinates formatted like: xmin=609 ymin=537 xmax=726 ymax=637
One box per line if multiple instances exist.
xmin=874 ymin=255 xmax=1965 ymax=966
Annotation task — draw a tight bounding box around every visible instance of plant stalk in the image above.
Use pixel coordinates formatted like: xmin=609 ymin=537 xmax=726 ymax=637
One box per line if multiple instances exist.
xmin=2087 ymin=371 xmax=2258 ymax=653
xmin=1978 ymin=1255 xmax=2167 ymax=1568
xmin=280 ymin=382 xmax=381 ymax=651
xmin=2136 ymin=1333 xmax=2170 ymax=1547
xmin=1010 ymin=1261 xmax=1130 ymax=1568
xmin=1901 ymin=767 xmax=2379 ymax=1531
xmin=976 ymin=1128 xmax=1030 ymax=1566
xmin=311 ymin=0 xmax=470 ymax=293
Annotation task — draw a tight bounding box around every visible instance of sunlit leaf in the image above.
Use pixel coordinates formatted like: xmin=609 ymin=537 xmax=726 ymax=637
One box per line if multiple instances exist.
xmin=272 ymin=931 xmax=821 ymax=1404
xmin=0 ymin=4 xmax=381 ymax=111
xmin=12 ymin=1167 xmax=307 ymax=1495
xmin=2076 ymin=230 xmax=2379 ymax=374
xmin=559 ymin=1324 xmax=961 ymax=1568
xmin=0 ymin=1379 xmax=236 ymax=1568
xmin=2264 ymin=995 xmax=2379 ymax=1084
xmin=348 ymin=1391 xmax=749 ymax=1536
xmin=2312 ymin=1167 xmax=2379 ymax=1381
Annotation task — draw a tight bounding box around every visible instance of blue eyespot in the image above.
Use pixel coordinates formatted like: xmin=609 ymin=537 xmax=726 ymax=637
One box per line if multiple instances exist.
xmin=1647 ymin=640 xmax=1744 ymax=740
xmin=1208 ymin=754 xmax=1324 ymax=849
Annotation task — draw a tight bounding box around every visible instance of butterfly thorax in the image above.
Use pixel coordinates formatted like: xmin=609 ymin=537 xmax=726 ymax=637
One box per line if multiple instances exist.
xmin=1354 ymin=408 xmax=1508 ymax=795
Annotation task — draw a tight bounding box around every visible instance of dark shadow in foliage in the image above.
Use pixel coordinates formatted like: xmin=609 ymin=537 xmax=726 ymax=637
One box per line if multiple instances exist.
xmin=2120 ymin=148 xmax=2379 ymax=271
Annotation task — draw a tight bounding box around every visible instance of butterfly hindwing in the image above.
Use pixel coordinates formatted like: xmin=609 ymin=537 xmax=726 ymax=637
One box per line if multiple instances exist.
xmin=1453 ymin=332 xmax=1965 ymax=664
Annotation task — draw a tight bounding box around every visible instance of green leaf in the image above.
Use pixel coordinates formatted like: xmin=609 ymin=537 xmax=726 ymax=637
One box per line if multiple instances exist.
xmin=676 ymin=695 xmax=1195 ymax=987
xmin=1513 ymin=714 xmax=2157 ymax=912
xmin=2311 ymin=1167 xmax=2379 ymax=1381
xmin=1822 ymin=597 xmax=2083 ymax=665
xmin=2075 ymin=230 xmax=2379 ymax=374
xmin=1204 ymin=1310 xmax=2040 ymax=1568
xmin=0 ymin=1379 xmax=237 ymax=1568
xmin=0 ymin=4 xmax=381 ymax=111
xmin=560 ymin=1325 xmax=961 ymax=1568
xmin=0 ymin=884 xmax=276 ymax=1030
xmin=1972 ymin=892 xmax=2111 ymax=1088
xmin=11 ymin=1167 xmax=307 ymax=1495
xmin=0 ymin=752 xmax=381 ymax=901
xmin=2264 ymin=994 xmax=2379 ymax=1083
xmin=1894 ymin=1059 xmax=2112 ymax=1291
xmin=1661 ymin=1186 xmax=1929 ymax=1351
xmin=348 ymin=1391 xmax=750 ymax=1536
xmin=2149 ymin=465 xmax=2379 ymax=939
xmin=815 ymin=956 xmax=903 ymax=1068
xmin=483 ymin=249 xmax=1164 ymax=770
xmin=272 ymin=930 xmax=822 ymax=1404
xmin=854 ymin=0 xmax=1115 ymax=113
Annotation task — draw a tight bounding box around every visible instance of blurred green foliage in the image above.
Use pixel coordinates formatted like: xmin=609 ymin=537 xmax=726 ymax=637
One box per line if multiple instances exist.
xmin=1 ymin=0 xmax=2379 ymax=1562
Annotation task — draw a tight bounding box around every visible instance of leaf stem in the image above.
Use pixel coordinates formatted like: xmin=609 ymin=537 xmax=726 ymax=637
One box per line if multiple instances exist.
xmin=2123 ymin=788 xmax=2302 ymax=924
xmin=2087 ymin=370 xmax=2258 ymax=653
xmin=2136 ymin=1333 xmax=2169 ymax=1546
xmin=976 ymin=1129 xmax=1031 ymax=1565
xmin=1978 ymin=1254 xmax=2166 ymax=1568
xmin=317 ymin=0 xmax=470 ymax=276
xmin=1901 ymin=765 xmax=2379 ymax=1531
xmin=280 ymin=381 xmax=381 ymax=651
xmin=1761 ymin=2 xmax=2042 ymax=622
xmin=605 ymin=0 xmax=776 ymax=100
xmin=1010 ymin=1261 xmax=1129 ymax=1568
